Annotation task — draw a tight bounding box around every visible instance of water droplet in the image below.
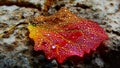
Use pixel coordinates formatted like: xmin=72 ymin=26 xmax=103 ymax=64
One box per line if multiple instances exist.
xmin=52 ymin=45 xmax=56 ymax=49
xmin=72 ymin=36 xmax=75 ymax=38
xmin=91 ymin=37 xmax=94 ymax=39
xmin=68 ymin=41 xmax=71 ymax=43
xmin=83 ymin=39 xmax=86 ymax=41
xmin=48 ymin=57 xmax=51 ymax=59
xmin=47 ymin=34 xmax=50 ymax=36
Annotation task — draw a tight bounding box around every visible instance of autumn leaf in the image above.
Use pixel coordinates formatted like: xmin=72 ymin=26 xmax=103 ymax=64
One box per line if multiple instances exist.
xmin=28 ymin=8 xmax=108 ymax=63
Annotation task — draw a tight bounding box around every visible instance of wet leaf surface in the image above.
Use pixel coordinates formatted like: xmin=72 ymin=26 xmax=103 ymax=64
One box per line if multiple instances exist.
xmin=28 ymin=8 xmax=108 ymax=63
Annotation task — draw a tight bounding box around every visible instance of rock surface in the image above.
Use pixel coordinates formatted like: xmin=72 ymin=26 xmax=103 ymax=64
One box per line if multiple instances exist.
xmin=0 ymin=0 xmax=120 ymax=68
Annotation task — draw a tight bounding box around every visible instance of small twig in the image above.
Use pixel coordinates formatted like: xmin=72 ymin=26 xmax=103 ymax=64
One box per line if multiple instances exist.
xmin=0 ymin=22 xmax=28 ymax=38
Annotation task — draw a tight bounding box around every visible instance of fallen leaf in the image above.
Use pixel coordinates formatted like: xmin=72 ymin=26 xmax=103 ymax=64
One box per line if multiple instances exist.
xmin=28 ymin=8 xmax=108 ymax=63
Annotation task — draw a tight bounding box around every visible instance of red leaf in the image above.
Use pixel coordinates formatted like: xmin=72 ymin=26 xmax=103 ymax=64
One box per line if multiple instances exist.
xmin=28 ymin=8 xmax=108 ymax=63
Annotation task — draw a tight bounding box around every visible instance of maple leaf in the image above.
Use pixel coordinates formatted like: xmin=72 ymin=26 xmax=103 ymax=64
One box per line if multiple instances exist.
xmin=28 ymin=8 xmax=108 ymax=63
